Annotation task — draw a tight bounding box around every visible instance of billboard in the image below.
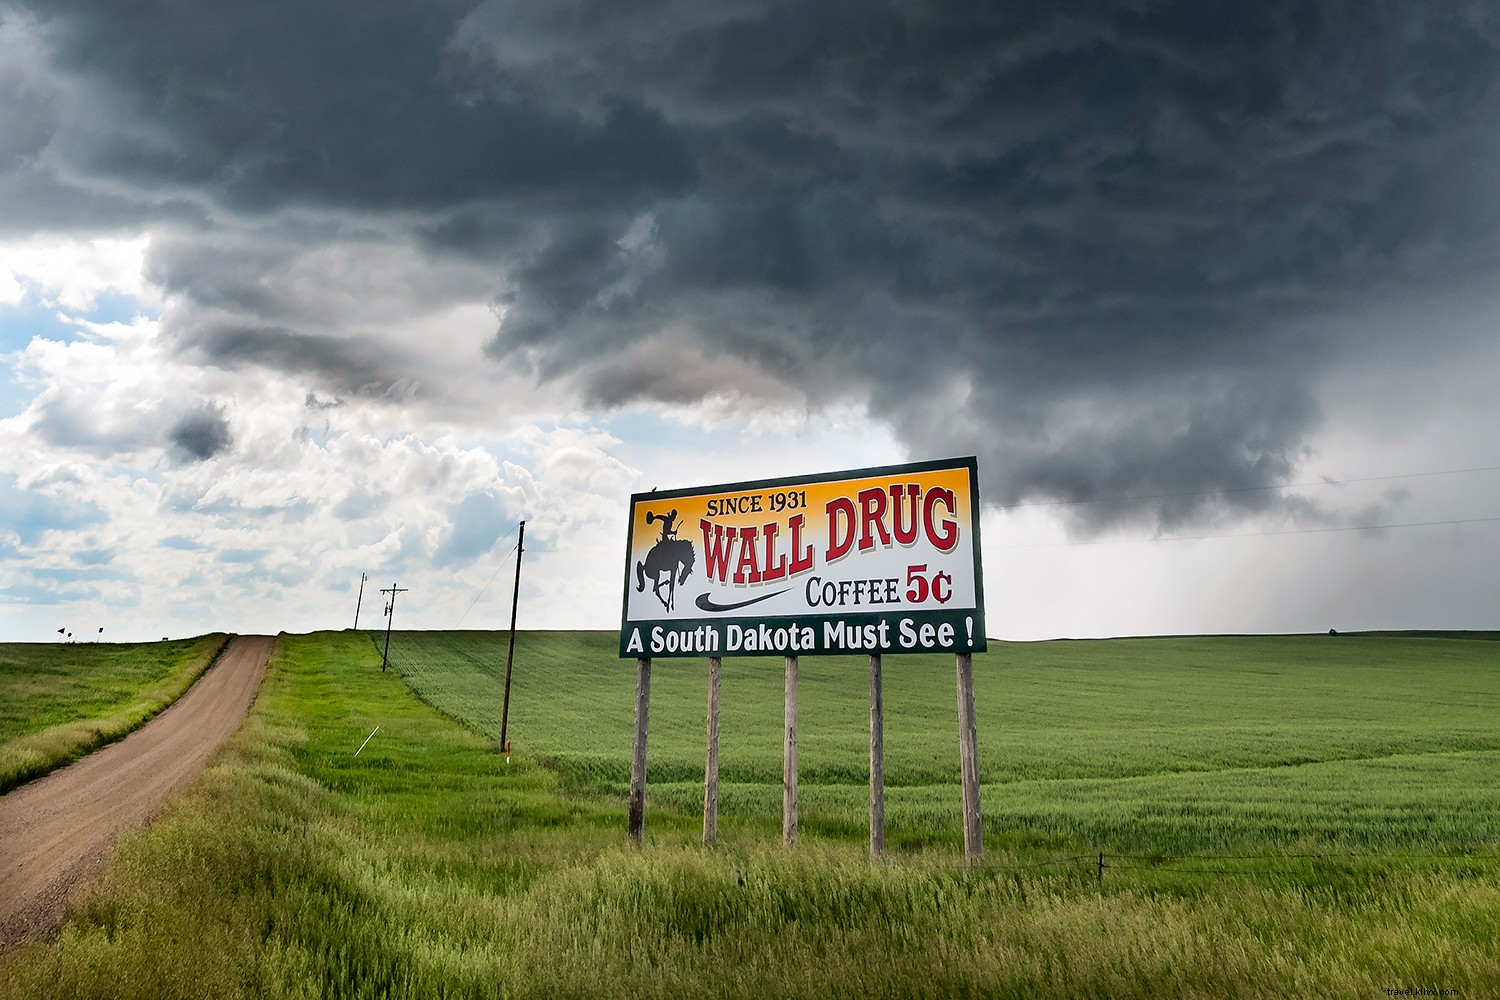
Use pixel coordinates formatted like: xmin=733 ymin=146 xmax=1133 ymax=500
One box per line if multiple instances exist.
xmin=619 ymin=457 xmax=985 ymax=658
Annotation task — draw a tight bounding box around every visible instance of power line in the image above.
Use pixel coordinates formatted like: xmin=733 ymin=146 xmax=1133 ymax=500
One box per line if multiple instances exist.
xmin=982 ymin=464 xmax=1500 ymax=512
xmin=996 ymin=515 xmax=1500 ymax=549
xmin=454 ymin=538 xmax=521 ymax=628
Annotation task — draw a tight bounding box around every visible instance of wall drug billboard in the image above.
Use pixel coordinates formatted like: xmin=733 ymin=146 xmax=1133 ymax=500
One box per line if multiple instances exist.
xmin=619 ymin=457 xmax=986 ymax=658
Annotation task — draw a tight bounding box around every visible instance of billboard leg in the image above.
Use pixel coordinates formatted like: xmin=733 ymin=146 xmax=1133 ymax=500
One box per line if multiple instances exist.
xmin=870 ymin=653 xmax=885 ymax=856
xmin=629 ymin=657 xmax=652 ymax=845
xmin=704 ymin=656 xmax=721 ymax=847
xmin=955 ymin=652 xmax=983 ymax=864
xmin=783 ymin=655 xmax=798 ymax=847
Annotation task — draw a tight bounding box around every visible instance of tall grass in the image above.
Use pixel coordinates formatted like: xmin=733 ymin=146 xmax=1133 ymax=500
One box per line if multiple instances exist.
xmin=2 ymin=631 xmax=1496 ymax=998
xmin=0 ymin=634 xmax=230 ymax=792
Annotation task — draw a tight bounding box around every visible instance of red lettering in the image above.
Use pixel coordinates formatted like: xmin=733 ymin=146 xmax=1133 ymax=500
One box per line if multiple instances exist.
xmin=788 ymin=514 xmax=814 ymax=574
xmin=890 ymin=483 xmax=919 ymax=545
xmin=906 ymin=563 xmax=929 ymax=603
xmin=857 ymin=487 xmax=891 ymax=552
xmin=825 ymin=498 xmax=856 ymax=562
xmin=761 ymin=520 xmax=787 ymax=582
xmin=733 ymin=525 xmax=762 ymax=584
xmin=923 ymin=488 xmax=958 ymax=551
xmin=700 ymin=519 xmax=736 ymax=582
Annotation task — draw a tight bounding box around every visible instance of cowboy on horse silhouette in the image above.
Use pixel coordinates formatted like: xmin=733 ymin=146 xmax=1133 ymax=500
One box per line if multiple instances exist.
xmin=636 ymin=508 xmax=694 ymax=611
xmin=652 ymin=508 xmax=680 ymax=543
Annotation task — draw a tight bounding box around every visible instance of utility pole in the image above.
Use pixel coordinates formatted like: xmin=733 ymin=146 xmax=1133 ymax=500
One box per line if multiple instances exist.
xmin=354 ymin=572 xmax=368 ymax=629
xmin=379 ymin=583 xmax=408 ymax=672
xmin=499 ymin=520 xmax=525 ymax=758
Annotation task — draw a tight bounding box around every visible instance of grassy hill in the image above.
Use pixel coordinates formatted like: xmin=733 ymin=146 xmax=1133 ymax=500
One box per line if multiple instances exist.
xmin=2 ymin=629 xmax=1496 ymax=998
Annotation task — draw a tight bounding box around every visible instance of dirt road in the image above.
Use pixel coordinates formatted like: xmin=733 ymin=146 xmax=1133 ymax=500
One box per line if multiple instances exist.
xmin=0 ymin=634 xmax=274 ymax=951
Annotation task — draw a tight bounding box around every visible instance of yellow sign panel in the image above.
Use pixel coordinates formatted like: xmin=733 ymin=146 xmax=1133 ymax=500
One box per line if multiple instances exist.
xmin=620 ymin=457 xmax=985 ymax=657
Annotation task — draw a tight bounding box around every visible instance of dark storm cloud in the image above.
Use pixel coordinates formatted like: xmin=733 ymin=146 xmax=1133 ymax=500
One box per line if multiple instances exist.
xmin=24 ymin=0 xmax=694 ymax=213
xmin=142 ymin=228 xmax=488 ymax=398
xmin=0 ymin=21 xmax=56 ymax=172
xmin=166 ymin=403 xmax=233 ymax=462
xmin=0 ymin=8 xmax=205 ymax=236
xmin=469 ymin=0 xmax=1500 ymax=530
xmin=13 ymin=0 xmax=1500 ymax=531
xmin=178 ymin=323 xmax=403 ymax=393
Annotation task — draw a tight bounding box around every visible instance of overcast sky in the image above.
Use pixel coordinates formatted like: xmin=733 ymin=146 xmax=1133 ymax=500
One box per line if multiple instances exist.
xmin=3 ymin=0 xmax=1498 ymax=643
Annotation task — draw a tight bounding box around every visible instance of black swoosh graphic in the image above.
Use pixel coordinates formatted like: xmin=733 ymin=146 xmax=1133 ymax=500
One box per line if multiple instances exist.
xmin=694 ymin=589 xmax=789 ymax=613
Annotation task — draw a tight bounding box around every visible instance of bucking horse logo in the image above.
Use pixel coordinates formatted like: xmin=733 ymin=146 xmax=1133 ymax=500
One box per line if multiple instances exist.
xmin=636 ymin=508 xmax=695 ymax=611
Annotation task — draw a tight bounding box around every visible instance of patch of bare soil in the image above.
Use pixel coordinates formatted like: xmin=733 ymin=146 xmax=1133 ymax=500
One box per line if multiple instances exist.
xmin=0 ymin=634 xmax=273 ymax=951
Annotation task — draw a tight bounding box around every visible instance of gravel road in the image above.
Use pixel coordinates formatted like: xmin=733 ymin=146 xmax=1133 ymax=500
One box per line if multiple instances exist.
xmin=0 ymin=634 xmax=273 ymax=951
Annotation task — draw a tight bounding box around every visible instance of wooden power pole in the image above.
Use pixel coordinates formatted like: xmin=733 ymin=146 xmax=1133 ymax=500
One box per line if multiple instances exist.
xmin=353 ymin=572 xmax=368 ymax=630
xmin=499 ymin=520 xmax=525 ymax=757
xmin=379 ymin=584 xmax=407 ymax=672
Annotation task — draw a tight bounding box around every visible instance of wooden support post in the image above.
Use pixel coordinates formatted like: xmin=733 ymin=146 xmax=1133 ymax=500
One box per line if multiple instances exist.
xmin=869 ymin=653 xmax=885 ymax=856
xmin=783 ymin=655 xmax=798 ymax=847
xmin=628 ymin=656 xmax=652 ymax=845
xmin=955 ymin=652 xmax=983 ymax=864
xmin=703 ymin=656 xmax=721 ymax=847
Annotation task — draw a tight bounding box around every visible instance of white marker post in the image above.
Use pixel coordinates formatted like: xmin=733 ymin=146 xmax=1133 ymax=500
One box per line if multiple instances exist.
xmin=354 ymin=725 xmax=381 ymax=757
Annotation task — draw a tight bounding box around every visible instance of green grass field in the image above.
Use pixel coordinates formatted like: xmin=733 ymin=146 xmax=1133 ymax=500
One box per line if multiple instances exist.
xmin=386 ymin=629 xmax=1500 ymax=854
xmin=1 ymin=629 xmax=1496 ymax=998
xmin=0 ymin=634 xmax=230 ymax=793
